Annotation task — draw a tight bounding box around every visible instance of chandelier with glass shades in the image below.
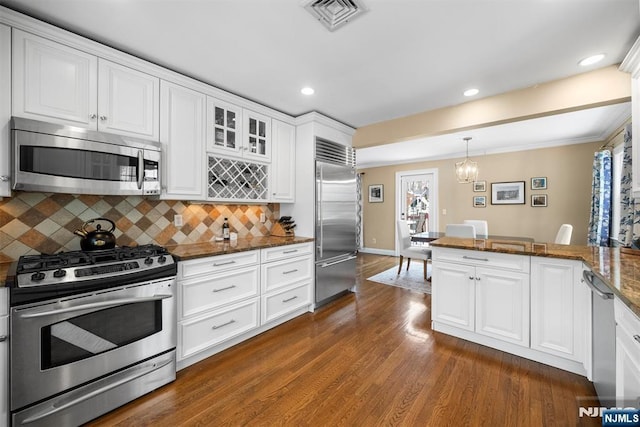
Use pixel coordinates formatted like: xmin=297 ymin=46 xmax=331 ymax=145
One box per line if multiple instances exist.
xmin=455 ymin=137 xmax=478 ymax=184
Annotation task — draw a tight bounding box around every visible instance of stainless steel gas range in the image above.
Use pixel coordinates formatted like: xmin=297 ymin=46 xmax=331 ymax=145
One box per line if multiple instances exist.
xmin=7 ymin=244 xmax=177 ymax=426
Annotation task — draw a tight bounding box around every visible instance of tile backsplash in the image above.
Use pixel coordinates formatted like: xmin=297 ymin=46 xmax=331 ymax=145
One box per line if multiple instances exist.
xmin=0 ymin=192 xmax=279 ymax=259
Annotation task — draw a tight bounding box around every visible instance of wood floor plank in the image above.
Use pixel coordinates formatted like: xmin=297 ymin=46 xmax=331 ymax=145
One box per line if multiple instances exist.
xmin=87 ymin=253 xmax=600 ymax=426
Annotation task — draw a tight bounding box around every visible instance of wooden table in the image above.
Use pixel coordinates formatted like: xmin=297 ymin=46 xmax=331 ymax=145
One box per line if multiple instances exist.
xmin=411 ymin=231 xmax=535 ymax=243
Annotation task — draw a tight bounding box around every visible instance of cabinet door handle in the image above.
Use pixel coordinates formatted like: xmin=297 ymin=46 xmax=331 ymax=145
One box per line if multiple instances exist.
xmin=282 ymin=269 xmax=299 ymax=275
xmin=211 ymin=319 xmax=236 ymax=330
xmin=213 ymin=260 xmax=236 ymax=267
xmin=0 ymin=175 xmax=9 ymax=182
xmin=0 ymin=335 xmax=6 ymax=342
xmin=99 ymin=115 xmax=107 ymax=121
xmin=476 ymin=277 xmax=481 ymax=281
xmin=283 ymin=296 xmax=298 ymax=303
xmin=634 ymin=335 xmax=640 ymax=345
xmin=212 ymin=285 xmax=236 ymax=293
xmin=89 ymin=113 xmax=97 ymax=119
xmin=463 ymin=256 xmax=489 ymax=262
xmin=469 ymin=276 xmax=475 ymax=280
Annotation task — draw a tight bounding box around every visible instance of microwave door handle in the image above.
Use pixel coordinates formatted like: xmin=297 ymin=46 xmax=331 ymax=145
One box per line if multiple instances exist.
xmin=137 ymin=150 xmax=144 ymax=190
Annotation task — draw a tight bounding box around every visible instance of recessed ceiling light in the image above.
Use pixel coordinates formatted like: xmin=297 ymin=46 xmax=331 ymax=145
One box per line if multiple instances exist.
xmin=464 ymin=88 xmax=479 ymax=97
xmin=579 ymin=54 xmax=605 ymax=67
xmin=301 ymin=87 xmax=315 ymax=95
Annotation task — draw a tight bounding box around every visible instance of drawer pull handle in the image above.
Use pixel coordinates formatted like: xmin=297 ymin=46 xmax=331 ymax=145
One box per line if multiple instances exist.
xmin=212 ymin=319 xmax=236 ymax=330
xmin=282 ymin=269 xmax=299 ymax=275
xmin=283 ymin=249 xmax=298 ymax=254
xmin=634 ymin=335 xmax=640 ymax=345
xmin=283 ymin=296 xmax=298 ymax=303
xmin=213 ymin=260 xmax=236 ymax=267
xmin=462 ymin=256 xmax=489 ymax=262
xmin=212 ymin=285 xmax=236 ymax=293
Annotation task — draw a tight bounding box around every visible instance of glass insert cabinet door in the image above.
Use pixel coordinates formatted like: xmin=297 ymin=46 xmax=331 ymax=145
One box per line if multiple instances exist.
xmin=207 ymin=98 xmax=243 ymax=155
xmin=243 ymin=109 xmax=271 ymax=161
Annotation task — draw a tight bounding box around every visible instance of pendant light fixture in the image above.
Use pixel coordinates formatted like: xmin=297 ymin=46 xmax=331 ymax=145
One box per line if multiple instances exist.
xmin=455 ymin=137 xmax=478 ymax=184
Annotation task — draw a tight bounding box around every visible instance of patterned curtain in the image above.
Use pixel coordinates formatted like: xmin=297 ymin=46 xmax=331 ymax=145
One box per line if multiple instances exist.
xmin=587 ymin=150 xmax=612 ymax=246
xmin=356 ymin=172 xmax=363 ymax=250
xmin=618 ymin=124 xmax=640 ymax=246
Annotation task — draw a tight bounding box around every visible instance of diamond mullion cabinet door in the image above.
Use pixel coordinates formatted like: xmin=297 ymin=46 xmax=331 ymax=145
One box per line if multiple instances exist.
xmin=12 ymin=29 xmax=97 ymax=128
xmin=97 ymin=59 xmax=160 ymax=141
xmin=0 ymin=23 xmax=11 ymax=197
xmin=243 ymin=109 xmax=271 ymax=162
xmin=206 ymin=97 xmax=243 ymax=157
xmin=160 ymin=80 xmax=207 ymax=200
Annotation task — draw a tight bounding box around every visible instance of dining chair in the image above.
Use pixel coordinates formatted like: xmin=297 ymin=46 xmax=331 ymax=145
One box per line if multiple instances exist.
xmin=554 ymin=224 xmax=573 ymax=245
xmin=445 ymin=224 xmax=477 ymax=238
xmin=463 ymin=219 xmax=488 ymax=237
xmin=397 ymin=220 xmax=432 ymax=280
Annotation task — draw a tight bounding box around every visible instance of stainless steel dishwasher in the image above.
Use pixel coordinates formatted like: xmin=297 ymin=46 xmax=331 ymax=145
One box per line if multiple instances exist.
xmin=582 ymin=269 xmax=616 ymax=406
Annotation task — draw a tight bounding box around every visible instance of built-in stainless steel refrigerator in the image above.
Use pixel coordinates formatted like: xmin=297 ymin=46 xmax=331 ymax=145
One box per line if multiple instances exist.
xmin=315 ymin=138 xmax=358 ymax=306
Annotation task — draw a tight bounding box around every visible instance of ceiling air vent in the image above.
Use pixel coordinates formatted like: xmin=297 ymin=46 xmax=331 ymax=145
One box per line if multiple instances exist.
xmin=304 ymin=0 xmax=367 ymax=32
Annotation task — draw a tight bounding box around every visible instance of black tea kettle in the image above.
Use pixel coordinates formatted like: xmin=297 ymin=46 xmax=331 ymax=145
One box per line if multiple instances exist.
xmin=74 ymin=218 xmax=117 ymax=251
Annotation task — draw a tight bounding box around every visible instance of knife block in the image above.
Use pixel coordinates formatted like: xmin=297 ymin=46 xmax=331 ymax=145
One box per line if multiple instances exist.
xmin=271 ymin=222 xmax=295 ymax=237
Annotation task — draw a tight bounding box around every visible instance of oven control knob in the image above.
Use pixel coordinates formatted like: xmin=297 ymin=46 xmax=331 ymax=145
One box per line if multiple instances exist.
xmin=144 ymin=257 xmax=153 ymax=265
xmin=53 ymin=269 xmax=66 ymax=278
xmin=31 ymin=272 xmax=45 ymax=281
xmin=157 ymin=255 xmax=167 ymax=264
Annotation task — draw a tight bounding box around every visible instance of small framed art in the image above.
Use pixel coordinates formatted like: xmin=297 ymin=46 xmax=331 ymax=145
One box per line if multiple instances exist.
xmin=531 ymin=177 xmax=547 ymax=190
xmin=368 ymin=184 xmax=384 ymax=203
xmin=531 ymin=194 xmax=547 ymax=207
xmin=491 ymin=181 xmax=525 ymax=205
xmin=473 ymin=196 xmax=486 ymax=208
xmin=473 ymin=181 xmax=486 ymax=192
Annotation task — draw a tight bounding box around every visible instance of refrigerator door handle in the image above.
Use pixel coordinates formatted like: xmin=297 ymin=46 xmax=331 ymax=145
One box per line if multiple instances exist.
xmin=317 ymin=165 xmax=323 ymax=259
xmin=320 ymin=255 xmax=357 ymax=268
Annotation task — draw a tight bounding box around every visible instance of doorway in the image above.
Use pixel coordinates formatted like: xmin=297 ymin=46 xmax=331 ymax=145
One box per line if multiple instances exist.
xmin=395 ymin=169 xmax=438 ymax=254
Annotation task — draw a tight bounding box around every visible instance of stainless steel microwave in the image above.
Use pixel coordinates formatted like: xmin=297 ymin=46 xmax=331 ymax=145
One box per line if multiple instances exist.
xmin=11 ymin=118 xmax=161 ymax=196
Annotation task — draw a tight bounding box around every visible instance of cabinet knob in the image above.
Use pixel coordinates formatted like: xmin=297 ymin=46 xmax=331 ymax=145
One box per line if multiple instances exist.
xmin=99 ymin=115 xmax=107 ymax=121
xmin=0 ymin=335 xmax=6 ymax=342
xmin=469 ymin=276 xmax=474 ymax=280
xmin=89 ymin=113 xmax=97 ymax=119
xmin=0 ymin=175 xmax=9 ymax=182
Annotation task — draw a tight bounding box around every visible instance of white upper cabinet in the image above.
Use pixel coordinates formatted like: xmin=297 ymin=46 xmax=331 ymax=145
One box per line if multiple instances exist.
xmin=12 ymin=29 xmax=159 ymax=141
xmin=206 ymin=97 xmax=243 ymax=157
xmin=620 ymin=35 xmax=640 ymax=199
xmin=0 ymin=23 xmax=11 ymax=197
xmin=207 ymin=100 xmax=272 ymax=163
xmin=160 ymin=80 xmax=206 ymax=200
xmin=270 ymin=119 xmax=295 ymax=202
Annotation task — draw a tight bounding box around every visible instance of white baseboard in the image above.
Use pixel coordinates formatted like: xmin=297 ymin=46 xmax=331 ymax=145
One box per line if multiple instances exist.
xmin=360 ymin=247 xmax=396 ymax=256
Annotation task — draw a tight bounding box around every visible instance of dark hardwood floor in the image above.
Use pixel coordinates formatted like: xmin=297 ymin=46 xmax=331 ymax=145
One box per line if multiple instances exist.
xmin=88 ymin=253 xmax=600 ymax=426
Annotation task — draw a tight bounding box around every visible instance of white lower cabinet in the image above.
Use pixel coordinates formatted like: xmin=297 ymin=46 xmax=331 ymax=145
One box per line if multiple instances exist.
xmin=530 ymin=257 xmax=589 ymax=364
xmin=432 ymin=248 xmax=529 ymax=347
xmin=615 ymin=297 xmax=640 ymax=406
xmin=432 ymin=248 xmax=590 ymax=376
xmin=177 ymin=242 xmax=314 ymax=369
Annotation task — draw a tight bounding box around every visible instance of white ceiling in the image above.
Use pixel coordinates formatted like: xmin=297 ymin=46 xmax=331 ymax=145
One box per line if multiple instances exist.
xmin=0 ymin=0 xmax=637 ymax=165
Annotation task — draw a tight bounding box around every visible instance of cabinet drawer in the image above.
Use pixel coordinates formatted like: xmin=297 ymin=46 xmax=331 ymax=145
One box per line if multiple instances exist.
xmin=261 ymin=243 xmax=313 ymax=263
xmin=179 ymin=250 xmax=259 ymax=279
xmin=180 ymin=266 xmax=259 ymax=318
xmin=179 ymin=298 xmax=259 ymax=359
xmin=615 ymin=297 xmax=640 ymax=342
xmin=261 ymin=255 xmax=312 ymax=293
xmin=262 ymin=282 xmax=311 ymax=324
xmin=433 ymin=248 xmax=529 ymax=273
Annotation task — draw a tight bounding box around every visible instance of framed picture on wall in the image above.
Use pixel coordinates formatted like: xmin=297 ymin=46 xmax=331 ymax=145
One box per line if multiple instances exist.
xmin=368 ymin=184 xmax=384 ymax=203
xmin=473 ymin=181 xmax=486 ymax=192
xmin=473 ymin=196 xmax=486 ymax=208
xmin=531 ymin=177 xmax=547 ymax=190
xmin=532 ymin=194 xmax=547 ymax=207
xmin=491 ymin=181 xmax=525 ymax=205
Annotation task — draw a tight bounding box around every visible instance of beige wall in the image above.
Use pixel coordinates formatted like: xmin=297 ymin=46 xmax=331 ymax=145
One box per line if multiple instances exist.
xmin=360 ymin=141 xmax=601 ymax=251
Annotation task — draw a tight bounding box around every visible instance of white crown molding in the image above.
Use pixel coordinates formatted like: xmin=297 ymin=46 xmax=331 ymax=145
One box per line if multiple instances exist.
xmin=620 ymin=34 xmax=640 ymax=77
xmin=295 ymin=111 xmax=355 ymax=135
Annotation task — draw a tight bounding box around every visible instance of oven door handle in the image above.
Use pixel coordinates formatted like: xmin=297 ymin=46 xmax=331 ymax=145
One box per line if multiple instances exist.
xmin=20 ymin=355 xmax=174 ymax=424
xmin=137 ymin=149 xmax=144 ymax=190
xmin=18 ymin=294 xmax=173 ymax=319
